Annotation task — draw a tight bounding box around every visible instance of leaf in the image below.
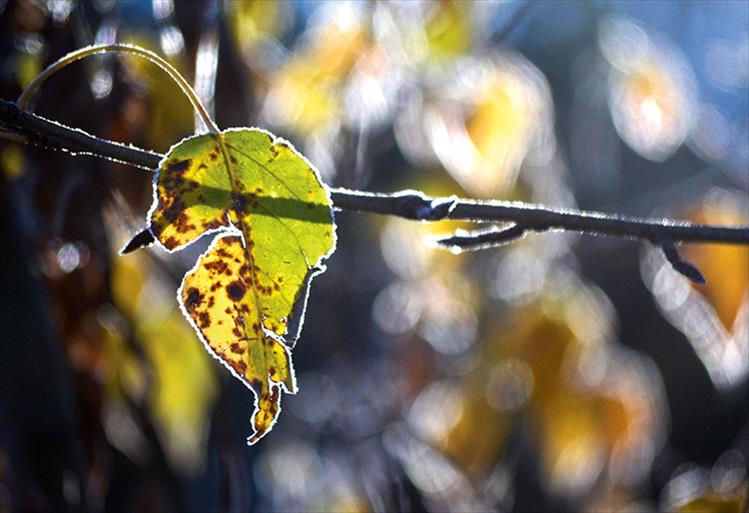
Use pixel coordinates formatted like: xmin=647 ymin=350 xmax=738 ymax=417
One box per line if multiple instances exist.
xmin=148 ymin=127 xmax=336 ymax=443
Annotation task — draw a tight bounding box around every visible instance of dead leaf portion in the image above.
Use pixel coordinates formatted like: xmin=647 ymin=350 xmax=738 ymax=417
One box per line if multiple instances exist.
xmin=180 ymin=234 xmax=296 ymax=442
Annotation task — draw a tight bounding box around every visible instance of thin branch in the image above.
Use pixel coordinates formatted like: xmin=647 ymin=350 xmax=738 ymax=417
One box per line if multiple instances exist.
xmin=435 ymin=224 xmax=528 ymax=251
xmin=330 ymin=189 xmax=748 ymax=244
xmin=0 ymin=99 xmax=161 ymax=170
xmin=659 ymin=238 xmax=707 ymax=284
xmin=1 ymin=98 xmax=748 ymax=247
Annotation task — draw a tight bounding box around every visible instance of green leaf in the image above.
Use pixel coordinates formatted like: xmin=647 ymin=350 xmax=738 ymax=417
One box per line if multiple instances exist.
xmin=148 ymin=128 xmax=336 ymax=443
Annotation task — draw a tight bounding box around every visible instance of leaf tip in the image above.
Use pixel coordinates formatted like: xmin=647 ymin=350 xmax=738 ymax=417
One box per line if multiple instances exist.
xmin=120 ymin=227 xmax=155 ymax=254
xmin=673 ymin=261 xmax=708 ymax=285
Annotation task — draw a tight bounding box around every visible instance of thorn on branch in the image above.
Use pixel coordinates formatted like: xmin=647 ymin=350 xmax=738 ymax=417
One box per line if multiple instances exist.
xmin=120 ymin=227 xmax=155 ymax=254
xmin=423 ymin=196 xmax=458 ymax=221
xmin=659 ymin=238 xmax=707 ymax=285
xmin=435 ymin=223 xmax=527 ymax=252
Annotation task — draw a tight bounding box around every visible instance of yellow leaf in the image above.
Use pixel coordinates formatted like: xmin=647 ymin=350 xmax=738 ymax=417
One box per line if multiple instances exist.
xmin=226 ymin=0 xmax=283 ymax=57
xmin=149 ymin=128 xmax=336 ymax=443
xmin=425 ymin=1 xmax=472 ymax=60
xmin=683 ymin=196 xmax=749 ymax=331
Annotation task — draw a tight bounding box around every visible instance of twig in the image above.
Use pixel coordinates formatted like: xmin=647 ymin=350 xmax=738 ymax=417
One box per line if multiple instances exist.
xmin=435 ymin=224 xmax=527 ymax=251
xmin=659 ymin=238 xmax=707 ymax=284
xmin=332 ymin=188 xmax=748 ymax=245
xmin=1 ymin=98 xmax=748 ymax=248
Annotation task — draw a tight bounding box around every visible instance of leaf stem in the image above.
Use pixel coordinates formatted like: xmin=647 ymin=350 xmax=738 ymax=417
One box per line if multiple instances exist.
xmin=17 ymin=43 xmax=220 ymax=134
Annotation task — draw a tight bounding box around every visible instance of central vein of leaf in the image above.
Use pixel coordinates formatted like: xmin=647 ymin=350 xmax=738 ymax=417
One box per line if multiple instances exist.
xmin=215 ymin=134 xmax=267 ymax=356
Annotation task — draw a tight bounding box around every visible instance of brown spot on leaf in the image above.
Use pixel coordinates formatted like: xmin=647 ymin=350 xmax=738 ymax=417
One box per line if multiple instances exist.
xmin=166 ymin=159 xmax=191 ymax=174
xmin=185 ymin=288 xmax=202 ymax=310
xmin=175 ymin=212 xmax=192 ymax=233
xmin=227 ymin=280 xmax=246 ymax=301
xmin=198 ymin=312 xmax=211 ymax=328
xmin=230 ymin=342 xmax=242 ymax=354
xmin=205 ymin=259 xmax=229 ymax=275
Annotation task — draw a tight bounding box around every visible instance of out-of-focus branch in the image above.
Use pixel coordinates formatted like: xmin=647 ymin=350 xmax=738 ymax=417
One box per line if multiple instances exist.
xmin=2 ymin=98 xmax=748 ymax=252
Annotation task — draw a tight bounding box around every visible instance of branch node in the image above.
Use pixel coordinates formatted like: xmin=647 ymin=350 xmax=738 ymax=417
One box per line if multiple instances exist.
xmin=391 ymin=190 xmax=456 ymax=221
xmin=422 ymin=196 xmax=458 ymax=221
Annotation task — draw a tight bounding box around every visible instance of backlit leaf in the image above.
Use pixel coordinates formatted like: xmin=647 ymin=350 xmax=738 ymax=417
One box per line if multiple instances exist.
xmin=148 ymin=127 xmax=336 ymax=443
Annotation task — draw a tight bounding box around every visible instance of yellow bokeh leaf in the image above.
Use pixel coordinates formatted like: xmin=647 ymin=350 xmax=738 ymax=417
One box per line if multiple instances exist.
xmin=683 ymin=197 xmax=749 ymax=331
xmin=264 ymin=17 xmax=368 ymax=133
xmin=226 ymin=0 xmax=283 ymax=56
xmin=425 ymin=1 xmax=472 ymax=60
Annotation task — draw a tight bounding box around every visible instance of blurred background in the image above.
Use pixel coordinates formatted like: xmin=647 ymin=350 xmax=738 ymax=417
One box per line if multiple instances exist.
xmin=0 ymin=1 xmax=748 ymax=512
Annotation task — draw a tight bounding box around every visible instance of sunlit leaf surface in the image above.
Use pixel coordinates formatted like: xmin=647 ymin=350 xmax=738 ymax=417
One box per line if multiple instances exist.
xmin=149 ymin=128 xmax=336 ymax=443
